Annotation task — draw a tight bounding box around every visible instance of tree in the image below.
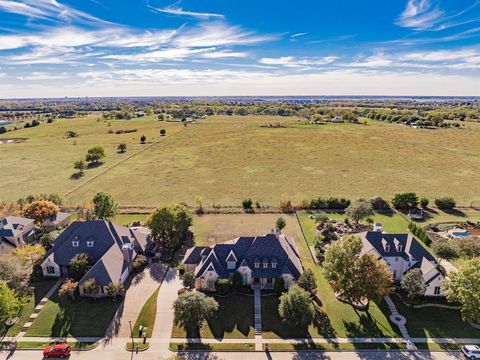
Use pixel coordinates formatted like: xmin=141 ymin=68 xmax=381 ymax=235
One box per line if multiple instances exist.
xmin=324 ymin=235 xmax=392 ymax=305
xmin=183 ymin=272 xmax=195 ymax=290
xmin=147 ymin=205 xmax=192 ymax=252
xmin=278 ymin=285 xmax=314 ymax=326
xmin=0 ymin=257 xmax=26 ymax=291
xmin=82 ymin=278 xmax=99 ymax=295
xmin=400 ymin=269 xmax=427 ymax=301
xmin=73 ymin=159 xmax=86 ymax=176
xmin=0 ymin=281 xmax=24 ymax=324
xmin=444 ymin=258 xmax=480 ymax=323
xmin=93 ymin=192 xmax=118 ymax=220
xmin=117 ymin=143 xmax=127 ymax=153
xmin=432 ymin=240 xmax=459 ymax=260
xmin=194 ymin=195 xmax=204 ymax=214
xmin=69 ymin=253 xmax=91 ymax=281
xmin=215 ymin=279 xmax=230 ymax=295
xmin=58 ymin=278 xmax=78 ymax=301
xmin=85 ymin=146 xmax=105 ymax=164
xmin=242 ymin=198 xmax=253 ymax=211
xmin=457 ymin=237 xmax=480 ymax=258
xmin=420 ymin=198 xmax=429 ymax=208
xmin=13 ymin=245 xmax=45 ymax=270
xmin=391 ymin=192 xmax=419 ymax=211
xmin=434 ymin=197 xmax=456 ymax=211
xmin=106 ymin=282 xmax=125 ymax=300
xmin=40 ymin=231 xmax=59 ymax=250
xmin=232 ymin=271 xmax=242 ymax=291
xmin=132 ymin=255 xmax=147 ymax=273
xmin=297 ymin=269 xmax=317 ymax=296
xmin=173 ymin=291 xmax=218 ymax=336
xmin=140 ymin=135 xmax=146 ymax=144
xmin=274 ymin=277 xmax=285 ymax=294
xmin=345 ymin=199 xmax=373 ymax=225
xmin=276 ymin=217 xmax=286 ymax=231
xmin=160 ymin=129 xmax=166 ymax=136
xmin=22 ymin=200 xmax=59 ymax=224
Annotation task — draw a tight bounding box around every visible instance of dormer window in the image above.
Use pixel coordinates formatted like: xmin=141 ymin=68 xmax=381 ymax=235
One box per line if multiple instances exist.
xmin=272 ymin=263 xmax=277 ymax=269
xmin=87 ymin=241 xmax=94 ymax=248
xmin=263 ymin=263 xmax=268 ymax=268
xmin=385 ymin=245 xmax=390 ymax=252
xmin=72 ymin=241 xmax=79 ymax=247
xmin=227 ymin=261 xmax=236 ymax=270
xmin=398 ymin=245 xmax=403 ymax=252
xmin=255 ymin=262 xmax=260 ymax=268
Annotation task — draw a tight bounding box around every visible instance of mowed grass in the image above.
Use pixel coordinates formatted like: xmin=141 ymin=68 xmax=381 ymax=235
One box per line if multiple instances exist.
xmin=25 ymin=292 xmax=119 ymax=337
xmin=133 ymin=286 xmax=160 ymax=338
xmin=3 ymin=114 xmax=472 ymax=207
xmin=171 ymin=294 xmax=255 ymax=339
xmin=0 ymin=115 xmax=182 ymax=204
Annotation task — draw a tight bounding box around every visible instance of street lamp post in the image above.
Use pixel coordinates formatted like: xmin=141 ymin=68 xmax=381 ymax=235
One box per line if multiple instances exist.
xmin=129 ymin=320 xmax=134 ymax=351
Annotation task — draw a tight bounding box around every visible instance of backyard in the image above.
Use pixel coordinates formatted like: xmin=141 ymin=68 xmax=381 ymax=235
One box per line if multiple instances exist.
xmin=2 ymin=115 xmax=480 ymax=207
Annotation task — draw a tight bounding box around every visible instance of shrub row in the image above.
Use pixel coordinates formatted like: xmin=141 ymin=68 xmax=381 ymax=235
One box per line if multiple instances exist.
xmin=408 ymin=222 xmax=432 ymax=246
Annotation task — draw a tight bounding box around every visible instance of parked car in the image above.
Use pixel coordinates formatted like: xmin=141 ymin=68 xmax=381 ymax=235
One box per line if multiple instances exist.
xmin=43 ymin=344 xmax=71 ymax=358
xmin=462 ymin=345 xmax=480 ymax=359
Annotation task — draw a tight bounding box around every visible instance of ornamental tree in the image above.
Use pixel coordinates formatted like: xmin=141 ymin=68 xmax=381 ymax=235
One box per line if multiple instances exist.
xmin=173 ymin=291 xmax=218 ymax=336
xmin=22 ymin=200 xmax=59 ymax=224
xmin=345 ymin=199 xmax=373 ymax=225
xmin=93 ymin=192 xmax=118 ymax=220
xmin=278 ymin=285 xmax=314 ymax=326
xmin=400 ymin=269 xmax=427 ymax=301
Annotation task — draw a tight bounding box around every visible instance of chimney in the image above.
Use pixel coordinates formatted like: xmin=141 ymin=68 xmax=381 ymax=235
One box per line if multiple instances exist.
xmin=271 ymin=227 xmax=280 ymax=237
xmin=122 ymin=243 xmax=132 ymax=263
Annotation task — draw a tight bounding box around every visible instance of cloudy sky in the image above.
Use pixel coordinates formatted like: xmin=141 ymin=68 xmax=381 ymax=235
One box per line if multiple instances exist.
xmin=0 ymin=0 xmax=479 ymax=97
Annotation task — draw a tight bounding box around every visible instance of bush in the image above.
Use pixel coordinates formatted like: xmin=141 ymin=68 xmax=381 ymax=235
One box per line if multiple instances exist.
xmin=279 ymin=199 xmax=294 ymax=213
xmin=408 ymin=222 xmax=432 ymax=246
xmin=215 ymin=279 xmax=231 ymax=295
xmin=242 ymin=198 xmax=253 ymax=211
xmin=274 ymin=277 xmax=285 ymax=294
xmin=183 ymin=272 xmax=196 ymax=289
xmin=392 ymin=192 xmax=419 ymax=210
xmin=140 ymin=135 xmax=146 ymax=144
xmin=314 ymin=241 xmax=325 ymax=263
xmin=432 ymin=240 xmax=459 ymax=260
xmin=457 ymin=237 xmax=480 ymax=258
xmin=65 ymin=130 xmax=78 ymax=138
xmin=132 ymin=255 xmax=147 ymax=273
xmin=160 ymin=129 xmax=166 ymax=136
xmin=177 ymin=263 xmax=185 ymax=275
xmin=434 ymin=197 xmax=456 ymax=211
xmin=369 ymin=196 xmax=390 ymax=210
xmin=420 ymin=198 xmax=429 ymax=208
xmin=232 ymin=271 xmax=242 ymax=291
xmin=276 ymin=217 xmax=286 ymax=230
xmin=0 ymin=126 xmax=6 ymax=134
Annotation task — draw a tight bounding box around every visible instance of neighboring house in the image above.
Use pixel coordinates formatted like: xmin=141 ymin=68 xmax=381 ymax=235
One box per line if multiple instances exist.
xmin=0 ymin=216 xmax=36 ymax=253
xmin=359 ymin=231 xmax=445 ymax=296
xmin=41 ymin=220 xmax=150 ymax=297
xmin=183 ymin=228 xmax=303 ymax=291
xmin=42 ymin=212 xmax=72 ymax=233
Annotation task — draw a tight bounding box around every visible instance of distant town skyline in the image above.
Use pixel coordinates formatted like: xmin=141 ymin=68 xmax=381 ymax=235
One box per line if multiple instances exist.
xmin=0 ymin=0 xmax=479 ymax=97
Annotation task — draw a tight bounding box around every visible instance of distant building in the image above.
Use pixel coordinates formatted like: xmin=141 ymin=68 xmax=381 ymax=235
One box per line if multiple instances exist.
xmin=41 ymin=220 xmax=151 ymax=297
xmin=182 ymin=228 xmax=303 ymax=291
xmin=42 ymin=212 xmax=72 ymax=233
xmin=0 ymin=216 xmax=36 ymax=253
xmin=359 ymin=231 xmax=444 ymax=296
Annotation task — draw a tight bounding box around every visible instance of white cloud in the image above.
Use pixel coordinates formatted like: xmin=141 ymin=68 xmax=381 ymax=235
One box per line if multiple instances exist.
xmin=201 ymin=50 xmax=247 ymax=59
xmin=148 ymin=4 xmax=223 ymax=19
xmin=259 ymin=56 xmax=337 ymax=68
xmin=173 ymin=23 xmax=274 ymax=48
xmin=101 ymin=47 xmax=213 ymax=62
xmin=396 ymin=0 xmax=444 ymax=30
xmin=17 ymin=72 xmax=68 ymax=80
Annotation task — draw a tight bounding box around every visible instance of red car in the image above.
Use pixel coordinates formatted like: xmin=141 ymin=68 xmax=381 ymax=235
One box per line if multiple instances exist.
xmin=43 ymin=344 xmax=71 ymax=358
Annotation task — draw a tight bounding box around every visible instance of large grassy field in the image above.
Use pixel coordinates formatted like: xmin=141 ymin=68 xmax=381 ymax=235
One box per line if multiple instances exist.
xmin=2 ymin=115 xmax=480 ymax=206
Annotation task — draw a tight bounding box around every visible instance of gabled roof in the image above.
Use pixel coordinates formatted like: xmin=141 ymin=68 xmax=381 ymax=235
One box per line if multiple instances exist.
xmin=44 ymin=220 xmax=149 ymax=285
xmin=0 ymin=216 xmax=34 ymax=238
xmin=43 ymin=212 xmax=71 ymax=225
xmin=184 ymin=232 xmax=303 ymax=280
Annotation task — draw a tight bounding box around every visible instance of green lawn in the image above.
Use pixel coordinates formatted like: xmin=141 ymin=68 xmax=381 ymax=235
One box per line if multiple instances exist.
xmin=266 ymin=342 xmax=406 ymax=351
xmin=5 ymin=280 xmax=57 ymax=337
xmin=4 ymin=115 xmax=480 ymax=207
xmin=170 ymin=342 xmax=255 ymax=351
xmin=25 ymin=292 xmax=120 ymax=337
xmin=391 ymin=296 xmax=480 ymax=338
xmin=113 ymin=214 xmax=149 ymax=226
xmin=264 ymin=214 xmax=399 ymax=339
xmin=171 ymin=294 xmax=255 ymax=339
xmin=418 ymin=208 xmax=480 ymax=225
xmin=133 ymin=286 xmax=159 ymax=338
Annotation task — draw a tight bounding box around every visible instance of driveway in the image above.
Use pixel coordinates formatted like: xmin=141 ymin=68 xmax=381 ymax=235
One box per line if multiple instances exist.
xmin=108 ymin=262 xmax=168 ymax=338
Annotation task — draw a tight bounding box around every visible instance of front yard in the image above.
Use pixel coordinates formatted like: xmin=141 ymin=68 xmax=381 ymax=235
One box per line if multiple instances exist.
xmin=171 ymin=294 xmax=255 ymax=339
xmin=25 ymin=292 xmax=120 ymax=337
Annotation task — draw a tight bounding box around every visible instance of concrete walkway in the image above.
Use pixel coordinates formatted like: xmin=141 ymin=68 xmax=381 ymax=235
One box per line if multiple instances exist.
xmin=384 ymin=295 xmax=416 ymax=349
xmin=253 ymin=285 xmax=262 ymax=351
xmin=16 ymin=278 xmax=63 ymax=339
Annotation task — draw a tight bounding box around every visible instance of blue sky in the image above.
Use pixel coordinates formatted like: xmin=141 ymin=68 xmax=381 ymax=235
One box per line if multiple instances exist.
xmin=0 ymin=0 xmax=479 ymax=97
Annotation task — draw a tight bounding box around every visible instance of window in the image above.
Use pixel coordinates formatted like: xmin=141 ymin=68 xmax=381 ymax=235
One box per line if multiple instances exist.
xmin=227 ymin=261 xmax=236 ymax=270
xmin=385 ymin=245 xmax=390 ymax=252
xmin=87 ymin=241 xmax=94 ymax=247
xmin=434 ymin=286 xmax=441 ymax=295
xmin=242 ymin=273 xmax=248 ymax=285
xmin=272 ymin=263 xmax=277 ymax=269
xmin=46 ymin=266 xmax=55 ymax=274
xmin=267 ymin=278 xmax=273 ymax=284
xmin=395 ymin=257 xmax=398 ymax=262
xmin=254 ymin=263 xmax=260 ymax=268
xmin=393 ymin=270 xmax=397 ymax=278
xmin=72 ymin=241 xmax=79 ymax=247
xmin=398 ymin=245 xmax=403 ymax=252
xmin=263 ymin=263 xmax=268 ymax=268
